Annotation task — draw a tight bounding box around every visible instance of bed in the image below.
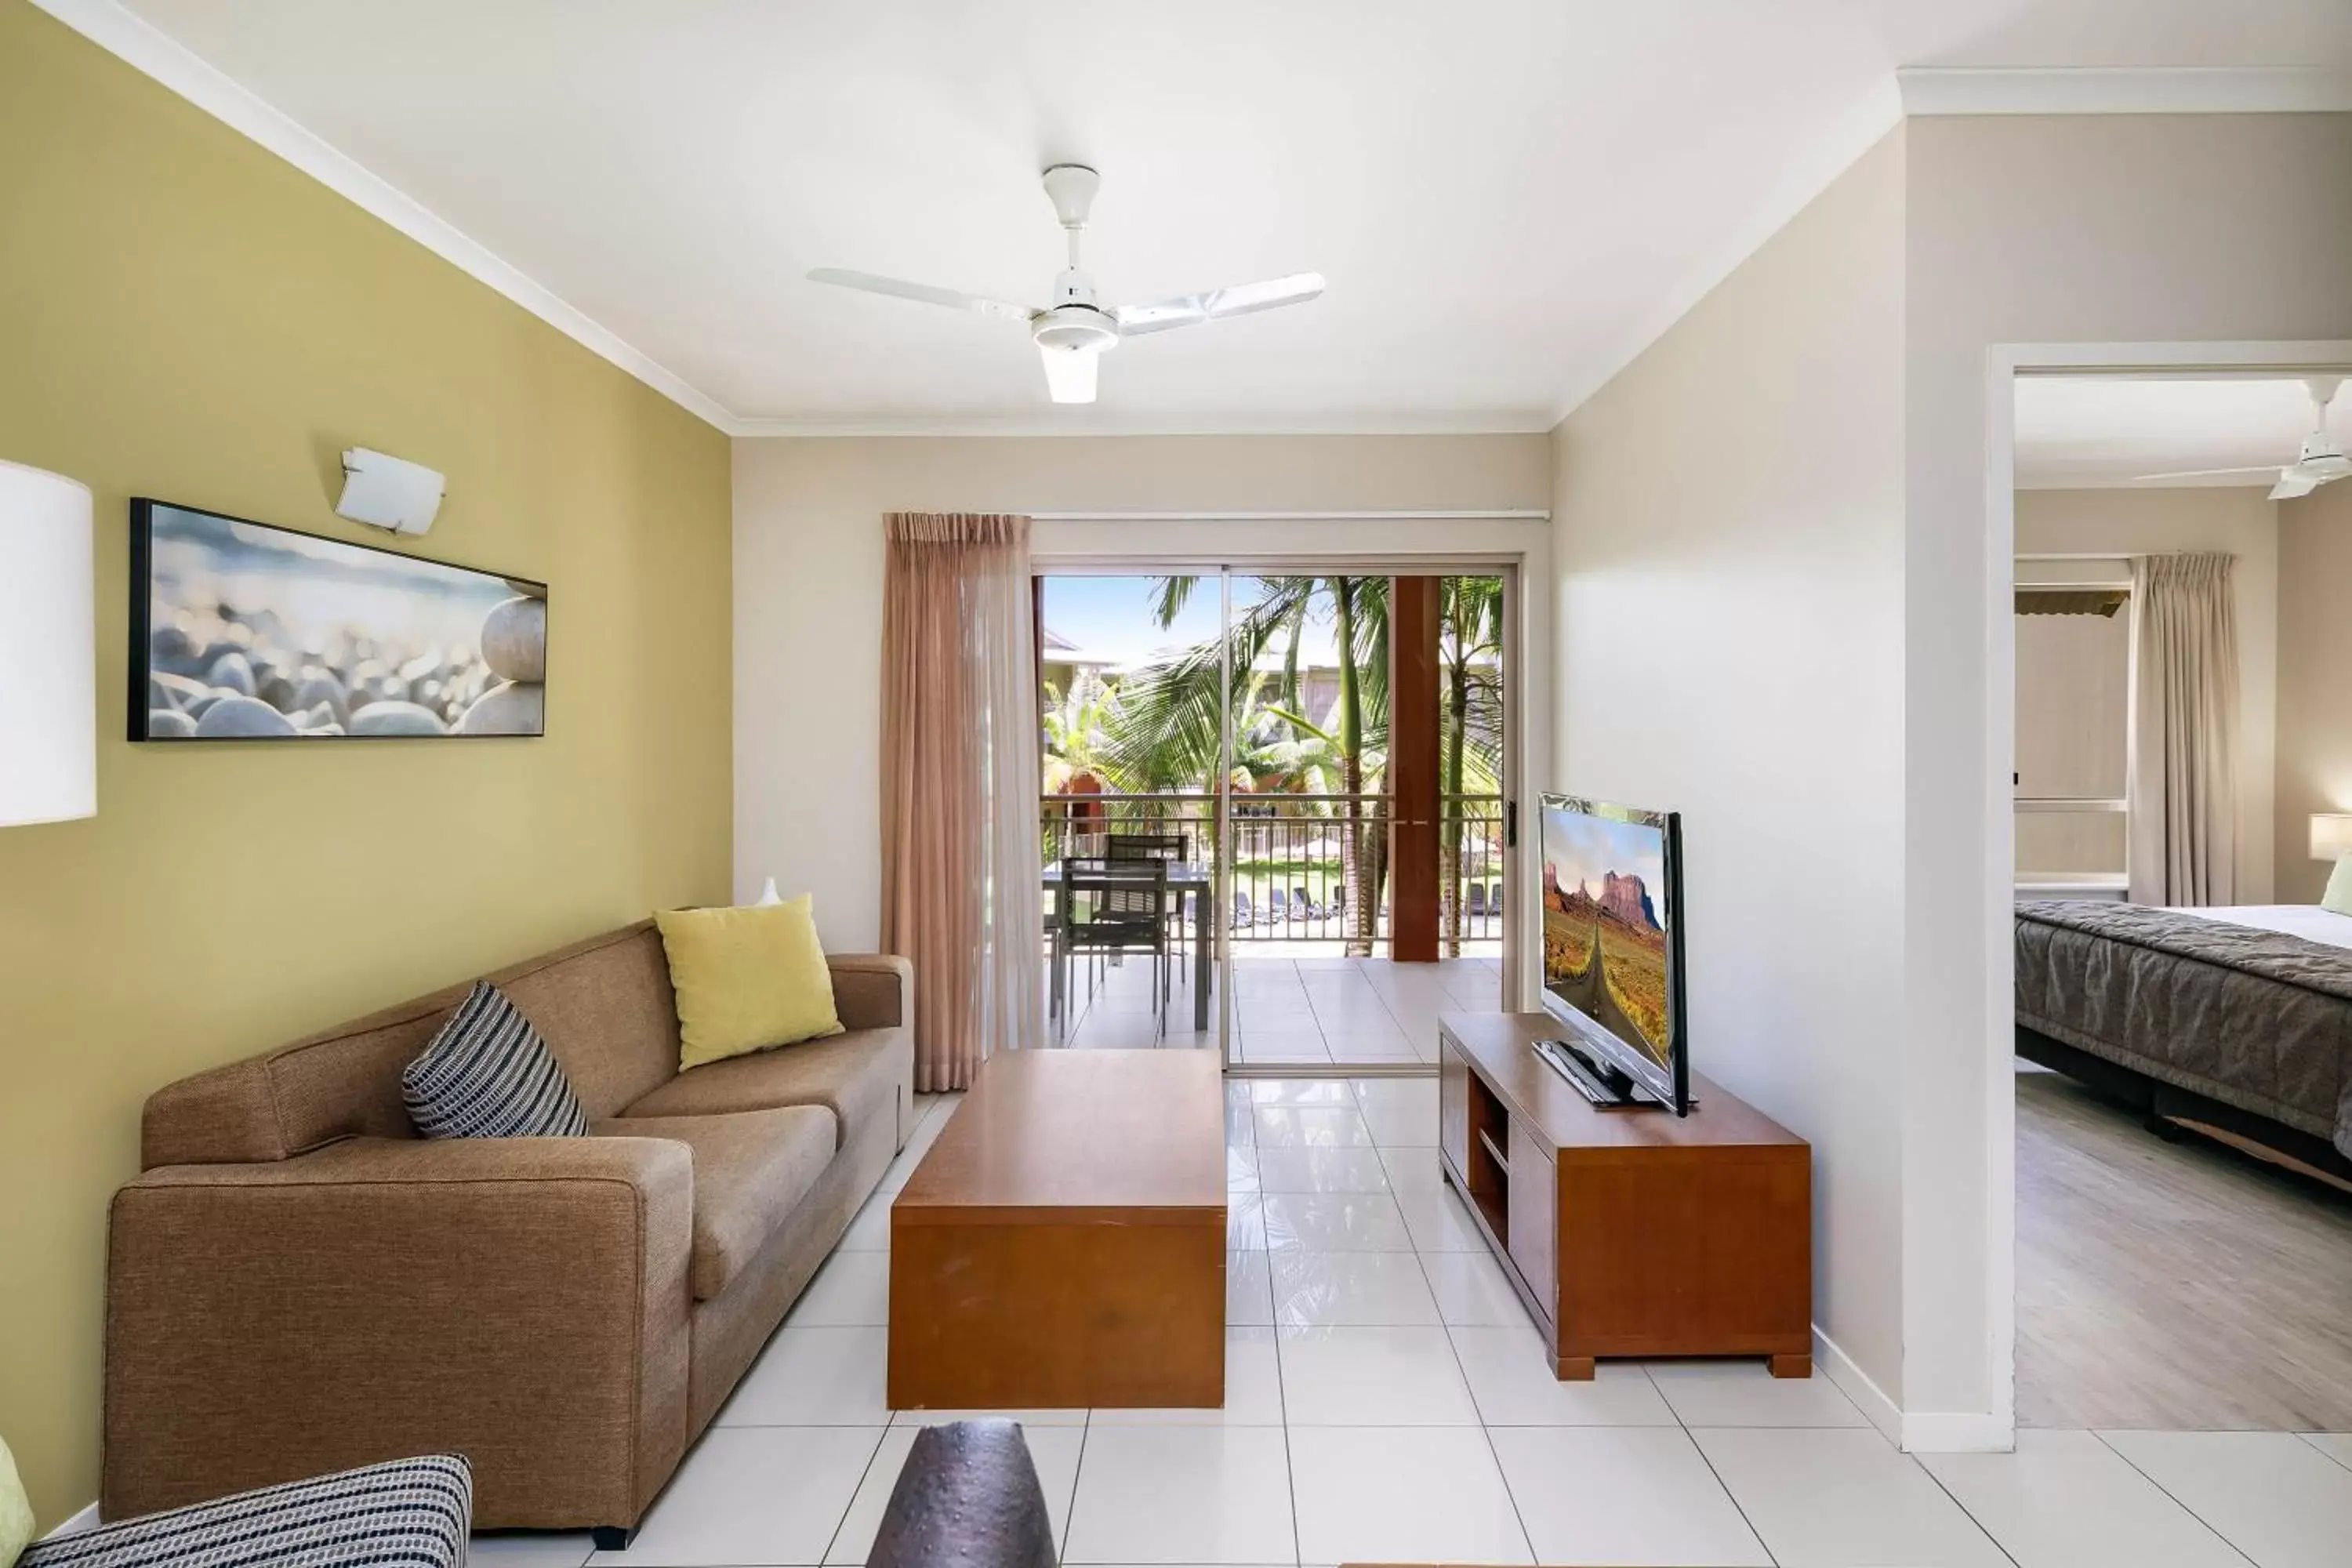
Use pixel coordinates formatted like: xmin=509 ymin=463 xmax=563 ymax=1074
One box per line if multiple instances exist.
xmin=2014 ymin=898 xmax=2352 ymax=1184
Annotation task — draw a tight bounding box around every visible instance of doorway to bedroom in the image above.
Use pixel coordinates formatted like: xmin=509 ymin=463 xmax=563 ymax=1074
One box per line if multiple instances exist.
xmin=2006 ymin=365 xmax=2352 ymax=1431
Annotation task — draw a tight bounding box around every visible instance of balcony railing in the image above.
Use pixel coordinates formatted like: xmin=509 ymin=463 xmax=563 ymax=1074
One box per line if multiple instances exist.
xmin=1040 ymin=791 xmax=1504 ymax=948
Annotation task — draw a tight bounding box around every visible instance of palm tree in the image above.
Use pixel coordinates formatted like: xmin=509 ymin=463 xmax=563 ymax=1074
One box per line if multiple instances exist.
xmin=1439 ymin=577 xmax=1505 ymax=954
xmin=1105 ymin=576 xmax=1392 ymax=954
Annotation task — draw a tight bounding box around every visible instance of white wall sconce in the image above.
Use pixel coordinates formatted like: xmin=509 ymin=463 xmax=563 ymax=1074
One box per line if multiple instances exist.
xmin=0 ymin=459 xmax=96 ymax=826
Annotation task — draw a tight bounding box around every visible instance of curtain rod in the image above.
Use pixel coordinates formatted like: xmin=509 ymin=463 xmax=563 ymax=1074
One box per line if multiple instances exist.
xmin=1023 ymin=508 xmax=1550 ymax=523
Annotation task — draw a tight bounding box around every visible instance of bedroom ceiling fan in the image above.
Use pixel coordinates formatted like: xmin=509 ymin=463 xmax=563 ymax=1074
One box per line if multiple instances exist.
xmin=2133 ymin=376 xmax=2350 ymax=499
xmin=807 ymin=164 xmax=1324 ymax=405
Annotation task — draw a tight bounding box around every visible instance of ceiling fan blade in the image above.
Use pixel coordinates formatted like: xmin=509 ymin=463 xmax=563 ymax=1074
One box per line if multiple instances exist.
xmin=2270 ymin=473 xmax=2320 ymax=500
xmin=2129 ymin=466 xmax=2282 ymax=482
xmin=807 ymin=267 xmax=1037 ymax=324
xmin=1114 ymin=272 xmax=1326 ymax=336
xmin=1040 ymin=343 xmax=1098 ymax=405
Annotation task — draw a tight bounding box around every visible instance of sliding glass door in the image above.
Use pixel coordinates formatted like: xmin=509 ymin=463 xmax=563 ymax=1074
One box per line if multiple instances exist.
xmin=1035 ymin=563 xmax=1517 ymax=1076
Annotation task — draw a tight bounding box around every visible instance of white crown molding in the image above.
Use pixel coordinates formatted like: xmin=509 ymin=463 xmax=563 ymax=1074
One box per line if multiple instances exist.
xmin=1546 ymin=74 xmax=1905 ymax=428
xmin=729 ymin=409 xmax=1559 ymax=439
xmin=28 ymin=0 xmax=743 ymax=434
xmin=1899 ymin=66 xmax=2352 ymax=117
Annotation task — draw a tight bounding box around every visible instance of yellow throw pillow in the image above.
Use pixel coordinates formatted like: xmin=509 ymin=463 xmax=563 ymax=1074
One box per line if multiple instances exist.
xmin=2324 ymin=854 xmax=2352 ymax=918
xmin=656 ymin=896 xmax=844 ymax=1071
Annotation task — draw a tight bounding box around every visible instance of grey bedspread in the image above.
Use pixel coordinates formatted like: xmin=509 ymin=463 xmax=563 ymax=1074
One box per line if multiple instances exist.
xmin=2015 ymin=899 xmax=2352 ymax=1159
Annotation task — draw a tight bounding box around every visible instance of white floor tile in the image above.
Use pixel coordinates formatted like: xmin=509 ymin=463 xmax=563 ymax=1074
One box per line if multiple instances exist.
xmin=1272 ymin=1250 xmax=1439 ymax=1327
xmin=1238 ymin=1037 xmax=1333 ymax=1065
xmin=593 ymin=1426 xmax=882 ymax=1566
xmin=1394 ymin=1183 xmax=1487 ymax=1251
xmin=837 ymin=1193 xmax=891 ymax=1251
xmin=1277 ymin=1326 xmax=1481 ymax=1425
xmin=1224 ymin=1145 xmax=1260 ymax=1194
xmin=1492 ymin=1425 xmax=1770 ymax=1566
xmin=470 ymin=1534 xmax=593 ymax=1568
xmin=2098 ymin=1429 xmax=2352 ymax=1568
xmin=718 ymin=1325 xmax=889 ymax=1425
xmin=1091 ymin=1329 xmax=1286 ymax=1425
xmin=788 ymin=1250 xmax=891 ymax=1326
xmin=826 ymin=1424 xmax=1083 ymax=1565
xmin=1354 ymin=1102 xmax=1437 ymax=1147
xmin=1252 ymin=1107 xmax=1374 ymax=1148
xmin=1920 ymin=1429 xmax=2249 ymax=1568
xmin=1322 ymin=1036 xmax=1422 ymax=1062
xmin=1421 ymin=1248 xmax=1533 ymax=1327
xmin=1645 ymin=1357 xmax=1870 ymax=1427
xmin=2304 ymin=1432 xmax=2352 ymax=1472
xmin=1693 ymin=1425 xmax=2010 ymax=1567
xmin=1226 ymin=1195 xmax=1269 ymax=1248
xmin=1254 ymin=1146 xmax=1392 ymax=1193
xmin=1375 ymin=1143 xmax=1446 ymax=1196
xmin=890 ymin=1406 xmax=1087 ymax=1427
xmin=1350 ymin=1079 xmax=1439 ymax=1116
xmin=1250 ymin=1080 xmax=1356 ymax=1105
xmin=1062 ymin=1427 xmax=1298 ymax=1565
xmin=1260 ymin=1192 xmax=1414 ymax=1252
xmin=1450 ymin=1323 xmax=1679 ymax=1426
xmin=1226 ymin=1248 xmax=1274 ymax=1326
xmin=1225 ymin=1104 xmax=1255 ymax=1147
xmin=1287 ymin=1426 xmax=1532 ymax=1566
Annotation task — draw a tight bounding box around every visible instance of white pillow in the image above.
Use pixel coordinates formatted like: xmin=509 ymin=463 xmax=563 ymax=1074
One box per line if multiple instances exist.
xmin=2325 ymin=854 xmax=2352 ymax=918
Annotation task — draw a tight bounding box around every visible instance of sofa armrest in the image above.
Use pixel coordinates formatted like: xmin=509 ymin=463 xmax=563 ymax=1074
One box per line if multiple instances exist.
xmin=105 ymin=1137 xmax=693 ymax=1533
xmin=27 ymin=1455 xmax=471 ymax=1568
xmin=830 ymin=953 xmax=913 ymax=1033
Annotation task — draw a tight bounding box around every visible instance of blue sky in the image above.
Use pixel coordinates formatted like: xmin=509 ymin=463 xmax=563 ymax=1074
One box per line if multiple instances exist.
xmin=1040 ymin=575 xmax=1341 ymax=670
xmin=1542 ymin=804 xmax=1667 ymax=909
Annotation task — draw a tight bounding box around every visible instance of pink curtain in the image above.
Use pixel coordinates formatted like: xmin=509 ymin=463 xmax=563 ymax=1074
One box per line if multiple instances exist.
xmin=880 ymin=513 xmax=1044 ymax=1091
xmin=2127 ymin=551 xmax=2239 ymax=906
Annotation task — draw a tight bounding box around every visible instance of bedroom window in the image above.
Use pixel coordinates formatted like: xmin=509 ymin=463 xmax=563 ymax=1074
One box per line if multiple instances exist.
xmin=2014 ymin=566 xmax=2131 ymax=899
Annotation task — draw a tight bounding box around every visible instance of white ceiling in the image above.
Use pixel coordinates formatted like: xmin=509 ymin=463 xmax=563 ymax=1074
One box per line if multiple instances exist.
xmin=83 ymin=0 xmax=2352 ymax=432
xmin=2015 ymin=376 xmax=2351 ymax=489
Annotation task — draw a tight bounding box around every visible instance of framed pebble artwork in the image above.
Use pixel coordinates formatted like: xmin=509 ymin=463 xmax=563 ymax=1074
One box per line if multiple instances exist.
xmin=129 ymin=499 xmax=548 ymax=741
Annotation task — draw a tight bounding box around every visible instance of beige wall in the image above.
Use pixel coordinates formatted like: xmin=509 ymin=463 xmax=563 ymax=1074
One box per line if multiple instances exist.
xmin=0 ymin=2 xmax=734 ymax=1526
xmin=734 ymin=434 xmax=1552 ymax=952
xmin=1553 ymin=131 xmax=1911 ymax=1408
xmin=2278 ymin=478 xmax=2352 ymax=902
xmin=2015 ymin=487 xmax=2281 ymax=896
xmin=1904 ymin=112 xmax=2352 ymax=1425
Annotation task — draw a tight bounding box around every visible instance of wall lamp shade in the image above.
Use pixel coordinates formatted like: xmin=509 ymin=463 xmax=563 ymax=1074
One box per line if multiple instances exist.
xmin=2311 ymin=814 xmax=2352 ymax=863
xmin=0 ymin=460 xmax=96 ymax=826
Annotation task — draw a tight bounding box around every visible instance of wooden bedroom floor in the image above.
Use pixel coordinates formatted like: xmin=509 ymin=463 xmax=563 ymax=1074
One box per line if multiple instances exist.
xmin=2018 ymin=1064 xmax=2352 ymax=1429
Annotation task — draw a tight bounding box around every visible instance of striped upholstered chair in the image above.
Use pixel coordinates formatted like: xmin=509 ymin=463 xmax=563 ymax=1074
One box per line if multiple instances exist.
xmin=22 ymin=1456 xmax=470 ymax=1568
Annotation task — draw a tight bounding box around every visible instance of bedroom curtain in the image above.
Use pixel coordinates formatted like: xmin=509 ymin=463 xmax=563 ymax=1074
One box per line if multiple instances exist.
xmin=880 ymin=511 xmax=1044 ymax=1091
xmin=2127 ymin=551 xmax=2238 ymax=907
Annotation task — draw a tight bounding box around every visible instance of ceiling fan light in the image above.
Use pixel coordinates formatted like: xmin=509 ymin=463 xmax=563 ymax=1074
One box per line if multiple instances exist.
xmin=1040 ymin=343 xmax=1098 ymax=404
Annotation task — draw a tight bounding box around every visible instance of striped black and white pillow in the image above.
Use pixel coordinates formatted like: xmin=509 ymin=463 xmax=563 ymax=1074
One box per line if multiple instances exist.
xmin=402 ymin=982 xmax=589 ymax=1139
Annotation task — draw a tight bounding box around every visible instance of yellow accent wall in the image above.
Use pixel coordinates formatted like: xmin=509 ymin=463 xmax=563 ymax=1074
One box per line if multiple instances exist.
xmin=0 ymin=1 xmax=733 ymax=1526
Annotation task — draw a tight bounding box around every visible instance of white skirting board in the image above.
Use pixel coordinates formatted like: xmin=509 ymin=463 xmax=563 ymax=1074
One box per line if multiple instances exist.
xmin=1813 ymin=1323 xmax=2013 ymax=1454
xmin=42 ymin=1501 xmax=100 ymax=1539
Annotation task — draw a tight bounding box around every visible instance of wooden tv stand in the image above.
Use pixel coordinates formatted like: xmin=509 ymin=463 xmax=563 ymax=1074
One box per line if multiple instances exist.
xmin=1438 ymin=1012 xmax=1812 ymax=1381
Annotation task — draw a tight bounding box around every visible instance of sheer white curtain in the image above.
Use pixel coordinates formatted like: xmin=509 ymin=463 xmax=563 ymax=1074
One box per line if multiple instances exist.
xmin=879 ymin=512 xmax=1044 ymax=1091
xmin=2127 ymin=551 xmax=2238 ymax=906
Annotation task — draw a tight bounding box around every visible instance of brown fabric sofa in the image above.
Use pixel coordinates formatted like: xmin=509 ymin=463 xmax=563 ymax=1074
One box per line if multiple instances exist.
xmin=103 ymin=920 xmax=914 ymax=1544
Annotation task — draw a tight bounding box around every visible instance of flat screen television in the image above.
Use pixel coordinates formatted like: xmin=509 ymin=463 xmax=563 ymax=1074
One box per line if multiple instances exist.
xmin=1537 ymin=793 xmax=1690 ymax=1114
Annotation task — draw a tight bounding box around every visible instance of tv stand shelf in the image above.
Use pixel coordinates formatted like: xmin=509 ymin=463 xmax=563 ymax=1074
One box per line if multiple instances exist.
xmin=1438 ymin=1011 xmax=1813 ymax=1381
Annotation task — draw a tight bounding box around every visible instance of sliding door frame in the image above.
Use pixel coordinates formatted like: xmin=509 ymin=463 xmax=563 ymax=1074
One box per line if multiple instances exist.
xmin=1033 ymin=550 xmax=1534 ymax=1080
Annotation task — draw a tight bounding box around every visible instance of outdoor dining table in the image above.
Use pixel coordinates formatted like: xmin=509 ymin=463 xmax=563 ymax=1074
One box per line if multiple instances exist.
xmin=1043 ymin=860 xmax=1217 ymax=1033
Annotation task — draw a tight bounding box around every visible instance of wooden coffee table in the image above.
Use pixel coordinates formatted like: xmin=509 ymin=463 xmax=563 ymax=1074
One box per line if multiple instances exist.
xmin=887 ymin=1050 xmax=1227 ymax=1410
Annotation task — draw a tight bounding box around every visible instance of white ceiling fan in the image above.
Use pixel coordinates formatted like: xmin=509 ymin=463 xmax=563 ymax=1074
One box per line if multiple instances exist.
xmin=2133 ymin=376 xmax=2350 ymax=499
xmin=808 ymin=164 xmax=1324 ymax=405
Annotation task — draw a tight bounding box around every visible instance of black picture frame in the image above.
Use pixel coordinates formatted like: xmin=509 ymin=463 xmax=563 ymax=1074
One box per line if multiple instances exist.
xmin=129 ymin=497 xmax=549 ymax=742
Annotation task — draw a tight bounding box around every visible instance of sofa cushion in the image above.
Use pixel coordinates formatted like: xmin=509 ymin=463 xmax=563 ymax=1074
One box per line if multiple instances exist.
xmin=655 ymin=898 xmax=844 ymax=1070
xmin=620 ymin=1027 xmax=909 ymax=1150
xmin=595 ymin=1108 xmax=837 ymax=1301
xmin=403 ymin=983 xmax=590 ymax=1140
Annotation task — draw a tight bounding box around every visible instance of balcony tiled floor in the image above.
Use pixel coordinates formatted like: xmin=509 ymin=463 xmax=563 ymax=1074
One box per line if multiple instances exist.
xmin=1050 ymin=951 xmax=1502 ymax=1064
xmin=477 ymin=1081 xmax=2352 ymax=1568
